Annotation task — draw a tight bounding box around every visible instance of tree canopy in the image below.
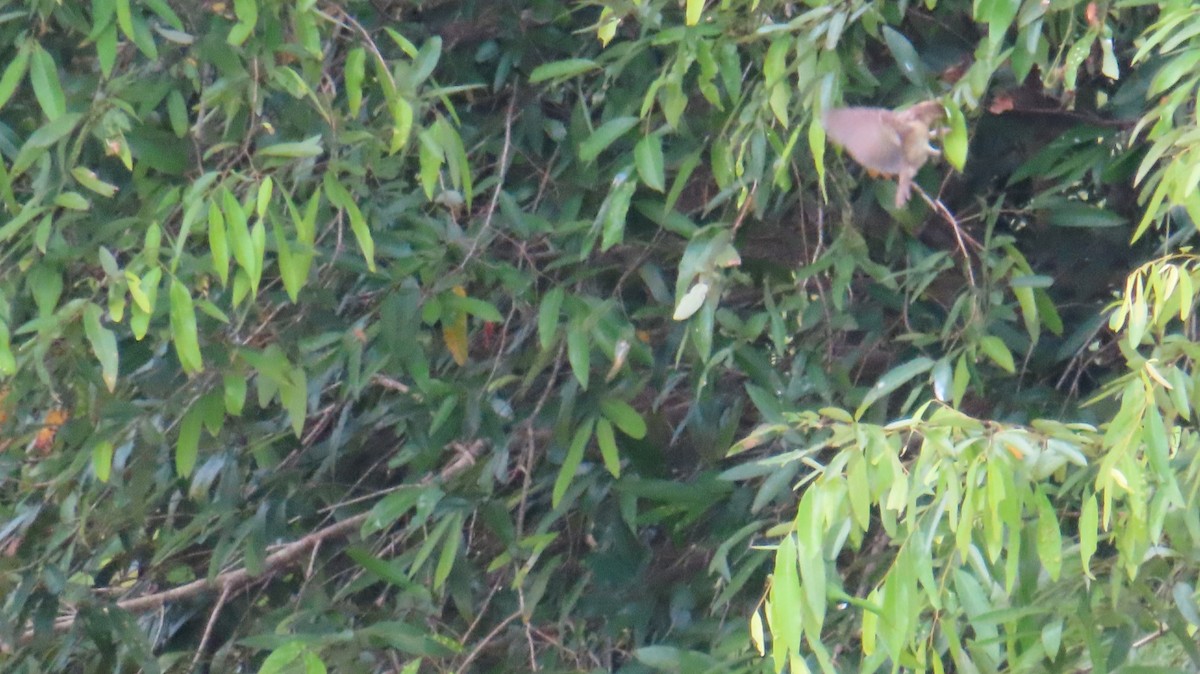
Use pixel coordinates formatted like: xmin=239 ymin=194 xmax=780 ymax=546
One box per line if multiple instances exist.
xmin=2 ymin=0 xmax=1200 ymax=672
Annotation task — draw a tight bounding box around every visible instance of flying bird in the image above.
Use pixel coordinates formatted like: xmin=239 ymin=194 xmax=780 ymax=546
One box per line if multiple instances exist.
xmin=821 ymin=100 xmax=946 ymax=208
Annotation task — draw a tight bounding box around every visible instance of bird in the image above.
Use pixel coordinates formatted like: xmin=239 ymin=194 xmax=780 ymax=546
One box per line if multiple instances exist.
xmin=821 ymin=100 xmax=946 ymax=208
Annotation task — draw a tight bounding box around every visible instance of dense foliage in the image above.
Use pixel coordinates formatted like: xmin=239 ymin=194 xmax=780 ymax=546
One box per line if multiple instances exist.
xmin=3 ymin=0 xmax=1200 ymax=672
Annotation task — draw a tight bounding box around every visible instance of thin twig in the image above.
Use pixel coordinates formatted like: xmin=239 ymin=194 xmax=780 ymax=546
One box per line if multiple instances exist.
xmin=518 ymin=587 xmax=539 ymax=671
xmin=730 ymin=181 xmax=758 ymax=233
xmin=913 ymin=183 xmax=978 ymax=287
xmin=8 ymin=444 xmax=486 ymax=648
xmin=458 ymin=578 xmax=504 ymax=650
xmin=189 ymin=584 xmax=232 ymax=673
xmin=458 ymin=93 xmax=518 ymax=272
xmin=455 ymin=610 xmax=521 ymax=673
xmin=516 ymin=341 xmax=565 ymax=537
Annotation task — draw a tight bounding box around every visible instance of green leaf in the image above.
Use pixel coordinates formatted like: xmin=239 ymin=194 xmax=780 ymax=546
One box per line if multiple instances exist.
xmin=444 ymin=293 xmax=503 ymax=322
xmin=768 ymin=82 xmax=789 ymax=127
xmin=256 ymin=135 xmax=325 ymax=159
xmin=1043 ymin=202 xmax=1127 ymax=228
xmin=763 ymin=38 xmax=789 ymax=86
xmin=115 ymin=0 xmax=135 ymax=44
xmin=415 ymin=527 xmax=460 ymax=586
xmin=673 ymin=281 xmax=708 ymax=321
xmin=1013 ymin=285 xmax=1039 ymax=343
xmin=538 ymin=286 xmax=564 ymax=351
xmin=847 ymin=454 xmax=870 ymax=530
xmin=567 ymin=318 xmax=590 ymax=390
xmin=385 ymin=27 xmax=418 ymax=57
xmin=552 ymin=417 xmax=595 ymax=508
xmin=208 ymin=202 xmax=230 ymax=286
xmin=249 ymin=219 xmax=266 ymax=294
xmin=1036 ymin=491 xmax=1063 ymax=580
xmin=142 ymin=0 xmax=183 ymax=29
xmin=600 ymin=398 xmax=646 ymax=439
xmin=128 ymin=268 xmax=161 ymax=340
xmin=83 ymin=303 xmax=119 ymax=392
xmin=528 ymin=58 xmax=598 ymax=84
xmin=770 ymin=535 xmax=803 ymax=669
xmin=943 ymin=102 xmax=968 ymax=171
xmin=1080 ymin=492 xmax=1098 ymax=578
xmin=855 ymin=356 xmax=934 ymax=418
xmin=224 ymin=372 xmax=246 ymax=416
xmin=433 ymin=513 xmax=461 ymax=590
xmin=92 ymin=440 xmax=114 ymax=482
xmin=345 ymin=47 xmax=366 ymax=116
xmin=984 ymin=0 xmax=1021 ymax=46
xmin=1173 ymin=582 xmax=1200 ymax=627
xmin=1144 ymin=405 xmax=1171 ymax=480
xmin=432 ymin=118 xmax=468 ymax=206
xmin=166 ymin=89 xmax=188 ymax=137
xmin=71 ymin=167 xmax=119 ymax=198
xmin=169 ymin=280 xmax=203 ymax=373
xmin=978 ymin=335 xmax=1016 ymax=373
xmin=258 ymin=641 xmax=305 ymax=674
xmin=279 ymin=365 xmax=307 ymax=438
xmin=176 ymin=403 xmax=203 ymax=478
xmin=222 ymin=188 xmax=254 ymax=278
xmin=227 ymin=0 xmax=258 ymax=47
xmin=302 ymin=651 xmax=326 ymax=674
xmin=595 ymin=417 xmax=621 ymax=477
xmin=272 ymin=218 xmax=305 ymax=303
xmin=96 ymin=23 xmax=117 ymax=77
xmin=578 ymin=116 xmax=639 ymax=163
xmin=54 ymin=191 xmax=90 ymax=211
xmin=28 ymin=265 xmax=63 ymax=317
xmin=1042 ymin=618 xmax=1063 ymax=658
xmin=600 ymin=179 xmax=636 ymax=252
xmin=347 ymin=546 xmax=418 ymax=589
xmin=635 ymin=645 xmax=682 ymax=668
xmin=12 ymin=113 xmax=83 ymax=176
xmin=366 ymin=486 xmax=444 ymax=542
xmin=882 ymin=26 xmax=927 ymax=86
xmin=390 ymin=96 xmax=414 ymax=152
xmin=0 ymin=46 xmax=30 ymax=113
xmin=256 ymin=178 xmax=272 ymax=220
xmin=634 ymin=134 xmax=666 ymax=191
xmin=323 ymin=173 xmax=375 ymax=272
xmin=0 ymin=321 xmax=13 ymax=376
xmin=29 ymin=43 xmax=66 ymax=120
xmin=418 ymin=130 xmax=443 ymax=199
xmin=412 ymin=36 xmax=443 ymax=85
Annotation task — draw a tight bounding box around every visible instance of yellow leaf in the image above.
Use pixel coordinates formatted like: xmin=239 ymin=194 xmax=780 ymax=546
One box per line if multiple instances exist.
xmin=749 ymin=609 xmax=765 ymax=656
xmin=597 ymin=7 xmax=619 ymax=46
xmin=443 ymin=286 xmax=469 ymax=365
xmin=34 ymin=407 xmax=69 ymax=454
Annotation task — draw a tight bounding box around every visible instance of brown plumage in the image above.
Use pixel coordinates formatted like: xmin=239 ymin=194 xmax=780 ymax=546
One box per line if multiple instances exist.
xmin=821 ymin=100 xmax=945 ymax=208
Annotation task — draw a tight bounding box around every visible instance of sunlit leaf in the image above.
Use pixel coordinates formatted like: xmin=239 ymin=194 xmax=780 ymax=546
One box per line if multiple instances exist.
xmin=528 ymin=58 xmax=598 ymax=83
xmin=595 ymin=417 xmax=620 ymax=477
xmin=600 ymin=398 xmax=646 ymax=439
xmin=92 ymin=440 xmax=114 ymax=482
